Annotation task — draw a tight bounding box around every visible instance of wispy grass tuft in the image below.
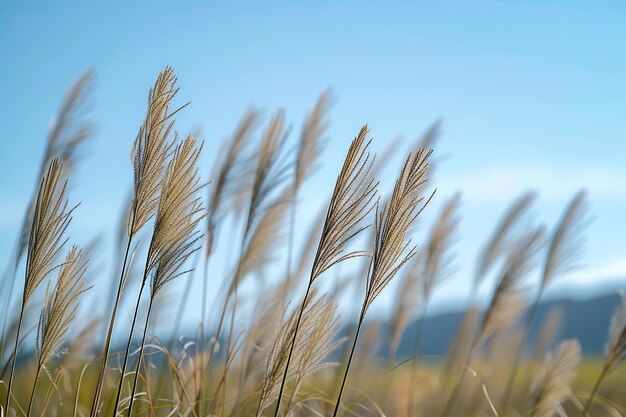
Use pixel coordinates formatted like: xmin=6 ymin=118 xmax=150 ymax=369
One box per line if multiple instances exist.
xmin=29 ymin=245 xmax=89 ymax=416
xmin=5 ymin=158 xmax=76 ymax=413
xmin=333 ymin=147 xmax=432 ymax=417
xmin=530 ymin=340 xmax=581 ymax=417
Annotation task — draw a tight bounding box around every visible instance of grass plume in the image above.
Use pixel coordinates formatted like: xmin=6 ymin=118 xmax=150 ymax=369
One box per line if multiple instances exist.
xmin=90 ymin=66 xmax=182 ymax=417
xmin=333 ymin=147 xmax=432 ymax=417
xmin=117 ymin=134 xmax=206 ymax=417
xmin=529 ymin=340 xmax=581 ymax=417
xmin=272 ymin=126 xmax=378 ymax=417
xmin=29 ymin=246 xmax=89 ymax=416
xmin=5 ymin=158 xmax=76 ymax=412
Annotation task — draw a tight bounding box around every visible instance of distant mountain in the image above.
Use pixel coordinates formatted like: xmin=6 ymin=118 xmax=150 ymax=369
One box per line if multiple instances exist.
xmin=378 ymin=292 xmax=622 ymax=360
xmin=103 ymin=291 xmax=622 ymax=365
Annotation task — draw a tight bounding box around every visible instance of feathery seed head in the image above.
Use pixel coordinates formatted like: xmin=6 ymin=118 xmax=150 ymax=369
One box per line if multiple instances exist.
xmin=239 ymin=189 xmax=292 ymax=280
xmin=295 ymin=90 xmax=332 ymax=188
xmin=245 ymin=111 xmax=291 ymax=240
xmin=206 ymin=109 xmax=259 ymax=258
xmin=474 ymin=191 xmax=537 ymax=289
xmin=129 ymin=66 xmax=184 ymax=237
xmin=362 ymin=148 xmax=432 ymax=317
xmin=25 ymin=159 xmax=76 ymax=305
xmin=478 ymin=226 xmax=545 ymax=343
xmin=310 ymin=125 xmax=379 ymax=282
xmin=541 ymin=190 xmax=590 ymax=290
xmin=36 ymin=245 xmax=89 ymax=367
xmin=530 ymin=339 xmax=581 ymax=417
xmin=149 ymin=135 xmax=206 ymax=298
xmin=257 ymin=289 xmax=341 ymax=416
xmin=422 ymin=193 xmax=460 ymax=300
xmin=389 ymin=192 xmax=458 ymax=356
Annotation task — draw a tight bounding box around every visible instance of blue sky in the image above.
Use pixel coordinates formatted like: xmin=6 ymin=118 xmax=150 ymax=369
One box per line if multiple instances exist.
xmin=1 ymin=1 xmax=625 ymax=328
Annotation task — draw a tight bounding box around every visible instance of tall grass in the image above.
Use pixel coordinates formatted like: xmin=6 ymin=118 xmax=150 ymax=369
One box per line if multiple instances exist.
xmin=1 ymin=67 xmax=625 ymax=417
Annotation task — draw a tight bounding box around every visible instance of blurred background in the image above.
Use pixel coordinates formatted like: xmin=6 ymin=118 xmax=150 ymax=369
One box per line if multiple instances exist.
xmin=1 ymin=1 xmax=625 ymax=355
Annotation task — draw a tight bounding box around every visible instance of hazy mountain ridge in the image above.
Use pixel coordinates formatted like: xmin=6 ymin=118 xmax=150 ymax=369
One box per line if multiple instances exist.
xmin=383 ymin=292 xmax=622 ymax=360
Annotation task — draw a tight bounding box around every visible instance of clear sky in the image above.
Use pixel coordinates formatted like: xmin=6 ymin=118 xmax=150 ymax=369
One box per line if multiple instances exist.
xmin=1 ymin=1 xmax=625 ymax=329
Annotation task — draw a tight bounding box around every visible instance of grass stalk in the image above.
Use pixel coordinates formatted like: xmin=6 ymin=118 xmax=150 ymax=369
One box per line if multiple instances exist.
xmin=331 ymin=317 xmax=364 ymax=417
xmin=112 ymin=271 xmax=149 ymax=416
xmin=581 ymin=362 xmax=610 ymax=417
xmin=26 ymin=364 xmax=43 ymax=417
xmin=0 ymin=246 xmax=21 ymax=360
xmin=500 ymin=295 xmax=541 ymax=414
xmin=407 ymin=299 xmax=429 ymax=417
xmin=271 ymin=281 xmax=312 ymax=417
xmin=440 ymin=335 xmax=480 ymax=417
xmin=126 ymin=296 xmax=155 ymax=417
xmin=155 ymin=252 xmax=205 ymax=402
xmin=89 ymin=233 xmax=134 ymax=417
xmin=5 ymin=307 xmax=25 ymax=412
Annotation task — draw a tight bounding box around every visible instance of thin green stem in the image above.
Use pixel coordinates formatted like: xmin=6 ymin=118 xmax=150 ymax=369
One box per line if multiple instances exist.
xmin=196 ymin=288 xmax=231 ymax=414
xmin=154 ymin=276 xmax=191 ymax=396
xmin=198 ymin=255 xmax=211 ymax=417
xmin=153 ymin=252 xmax=205 ymax=409
xmin=581 ymin=362 xmax=610 ymax=417
xmin=73 ymin=364 xmax=90 ymax=417
xmin=271 ymin=281 xmax=312 ymax=417
xmin=89 ymin=234 xmax=134 ymax=417
xmin=283 ymin=184 xmax=298 ymax=306
xmin=27 ymin=364 xmax=42 ymax=417
xmin=500 ymin=295 xmax=541 ymax=415
xmin=112 ymin=277 xmax=148 ymax=417
xmin=331 ymin=317 xmax=364 ymax=417
xmin=38 ymin=367 xmax=62 ymax=417
xmin=0 ymin=244 xmax=21 ymax=361
xmin=407 ymin=299 xmax=429 ymax=417
xmin=154 ymin=253 xmax=204 ymax=403
xmin=440 ymin=336 xmax=479 ymax=417
xmin=5 ymin=307 xmax=25 ymax=412
xmin=126 ymin=297 xmax=154 ymax=417
xmin=209 ymin=238 xmax=247 ymax=415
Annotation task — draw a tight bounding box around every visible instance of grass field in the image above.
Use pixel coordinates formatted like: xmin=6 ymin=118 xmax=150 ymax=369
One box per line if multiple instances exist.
xmin=0 ymin=67 xmax=624 ymax=417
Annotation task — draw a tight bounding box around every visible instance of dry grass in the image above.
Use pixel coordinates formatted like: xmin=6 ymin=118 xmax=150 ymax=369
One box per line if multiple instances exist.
xmin=0 ymin=67 xmax=625 ymax=417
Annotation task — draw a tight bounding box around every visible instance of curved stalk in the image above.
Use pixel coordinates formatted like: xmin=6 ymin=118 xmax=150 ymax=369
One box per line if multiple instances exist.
xmin=581 ymin=362 xmax=610 ymax=417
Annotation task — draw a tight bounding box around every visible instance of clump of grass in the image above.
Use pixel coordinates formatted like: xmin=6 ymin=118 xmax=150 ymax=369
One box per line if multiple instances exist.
xmin=90 ymin=66 xmax=184 ymax=417
xmin=5 ymin=158 xmax=77 ymax=413
xmin=582 ymin=291 xmax=626 ymax=416
xmin=273 ymin=125 xmax=378 ymax=417
xmin=500 ymin=191 xmax=589 ymax=413
xmin=529 ymin=339 xmax=581 ymax=417
xmin=256 ymin=289 xmax=341 ymax=417
xmin=123 ymin=134 xmax=206 ymax=417
xmin=29 ymin=245 xmax=89 ymax=416
xmin=332 ymin=148 xmax=432 ymax=417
